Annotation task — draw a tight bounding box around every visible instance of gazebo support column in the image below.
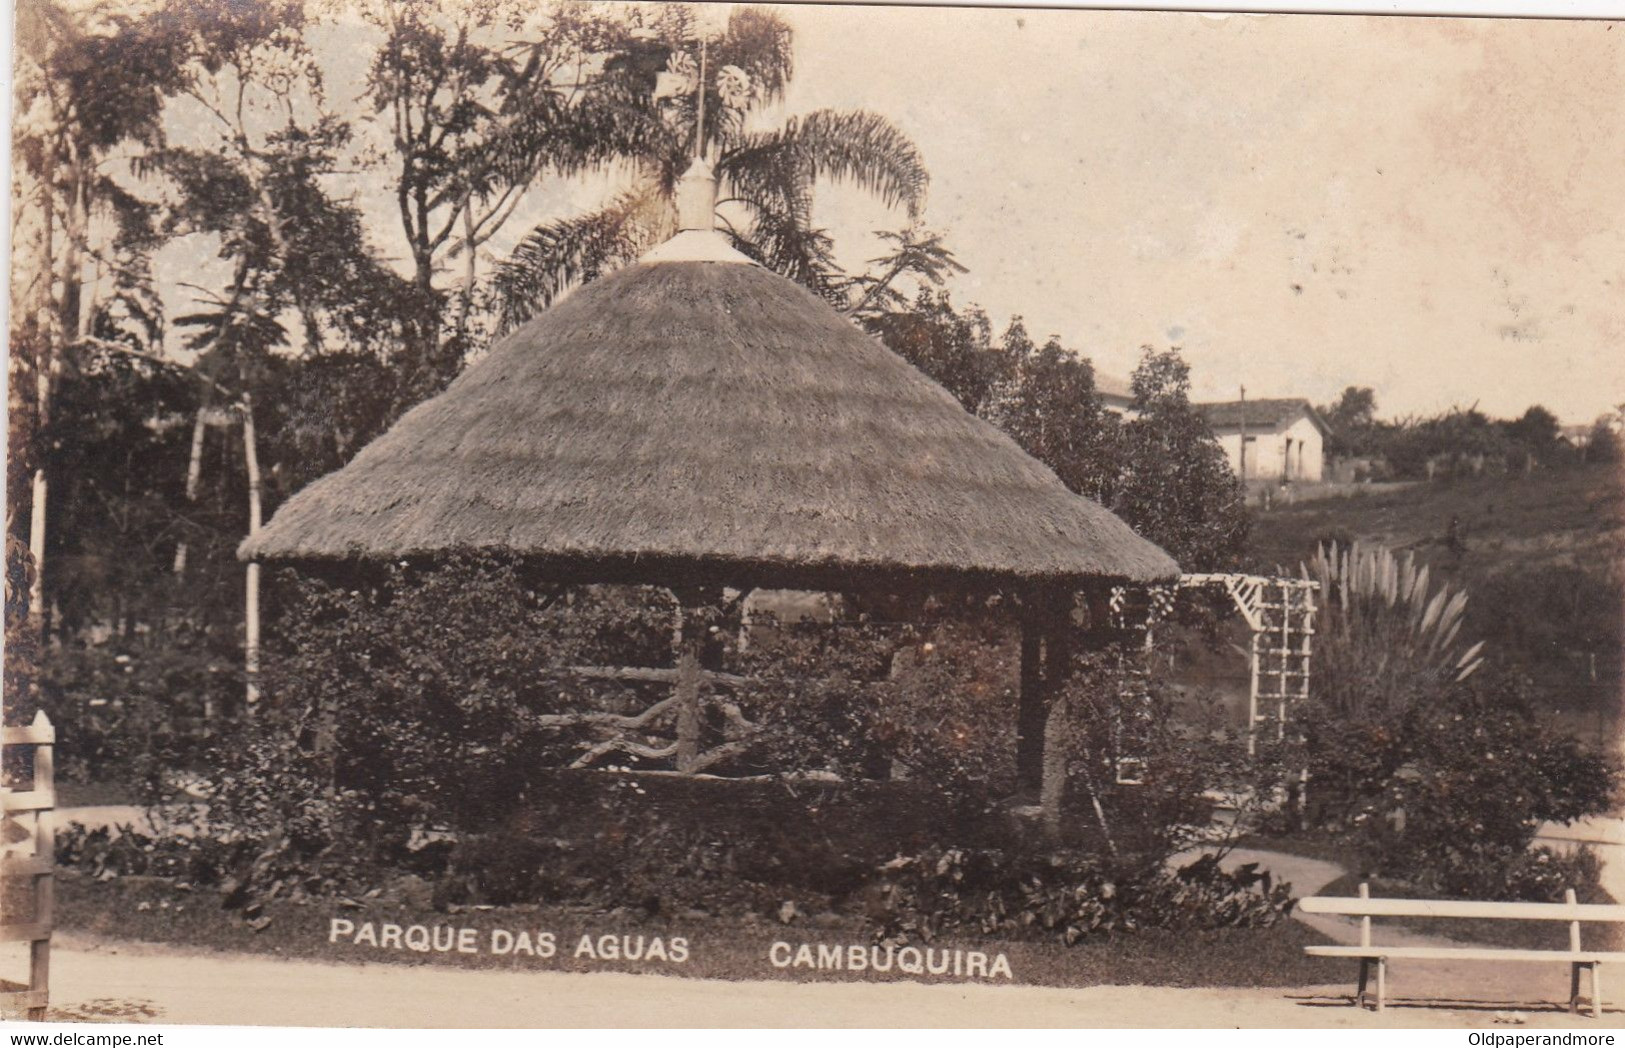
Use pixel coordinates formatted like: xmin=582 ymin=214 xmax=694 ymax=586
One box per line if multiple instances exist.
xmin=673 ymin=645 xmax=702 ymax=773
xmin=669 ymin=585 xmax=726 ymax=775
xmin=1024 ymin=586 xmax=1122 ymax=840
xmin=1016 ymin=615 xmax=1046 ymax=793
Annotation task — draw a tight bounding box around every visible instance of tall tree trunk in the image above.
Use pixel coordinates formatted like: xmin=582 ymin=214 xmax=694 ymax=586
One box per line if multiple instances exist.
xmin=172 ymin=401 xmax=210 ymax=575
xmin=30 ymin=143 xmax=90 ymax=627
xmin=457 ymin=200 xmax=477 ymax=334
xmin=24 ymin=149 xmax=58 ymax=624
xmin=242 ymin=397 xmax=263 ymax=708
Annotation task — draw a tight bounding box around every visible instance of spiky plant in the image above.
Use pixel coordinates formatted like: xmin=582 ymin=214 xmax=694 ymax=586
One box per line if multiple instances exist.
xmin=1304 ymin=541 xmax=1485 ymax=719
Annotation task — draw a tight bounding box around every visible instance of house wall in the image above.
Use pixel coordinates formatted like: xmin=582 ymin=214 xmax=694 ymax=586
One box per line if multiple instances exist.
xmin=1212 ymin=415 xmax=1324 ymax=482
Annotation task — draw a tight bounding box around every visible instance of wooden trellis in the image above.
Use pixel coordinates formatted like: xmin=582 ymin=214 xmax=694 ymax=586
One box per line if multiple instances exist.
xmin=1 ymin=712 xmax=55 ymax=1021
xmin=1105 ymin=584 xmax=1176 ymax=784
xmin=1180 ymin=573 xmax=1319 ymax=753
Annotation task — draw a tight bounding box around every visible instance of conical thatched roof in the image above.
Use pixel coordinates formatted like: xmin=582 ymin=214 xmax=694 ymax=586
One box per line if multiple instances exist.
xmin=241 ymin=235 xmax=1177 ymax=587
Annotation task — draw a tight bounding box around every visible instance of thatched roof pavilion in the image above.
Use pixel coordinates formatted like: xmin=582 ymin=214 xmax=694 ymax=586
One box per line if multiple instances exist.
xmin=240 ymin=215 xmax=1175 ymax=586
xmin=241 ymin=158 xmax=1177 ymax=785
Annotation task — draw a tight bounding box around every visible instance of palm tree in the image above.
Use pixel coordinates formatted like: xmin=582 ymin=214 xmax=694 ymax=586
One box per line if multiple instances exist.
xmin=492 ymin=6 xmax=929 ymax=331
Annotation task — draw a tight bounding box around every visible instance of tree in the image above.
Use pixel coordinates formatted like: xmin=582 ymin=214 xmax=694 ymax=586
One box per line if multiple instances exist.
xmin=1113 ymin=347 xmax=1248 ymax=570
xmin=1318 ymin=385 xmax=1377 ymax=459
xmin=866 ymin=290 xmax=1001 ymax=414
xmin=492 ymin=6 xmax=929 ymax=329
xmin=154 ymin=0 xmax=424 ymax=703
xmin=983 ymin=320 xmax=1121 ymax=503
xmin=1504 ymin=404 xmax=1561 ymax=469
xmin=1584 ymin=416 xmax=1621 ymax=463
xmin=843 ymin=227 xmax=966 ymax=322
xmin=359 ymin=0 xmax=640 ymax=400
xmin=10 ymin=0 xmax=189 ymax=628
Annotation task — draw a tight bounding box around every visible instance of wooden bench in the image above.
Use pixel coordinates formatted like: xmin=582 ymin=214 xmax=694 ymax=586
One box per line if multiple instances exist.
xmin=1299 ymin=884 xmax=1625 ymax=1016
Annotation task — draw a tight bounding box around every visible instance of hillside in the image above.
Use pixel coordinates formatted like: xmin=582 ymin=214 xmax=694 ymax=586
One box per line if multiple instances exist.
xmin=1246 ymin=463 xmax=1624 ymax=745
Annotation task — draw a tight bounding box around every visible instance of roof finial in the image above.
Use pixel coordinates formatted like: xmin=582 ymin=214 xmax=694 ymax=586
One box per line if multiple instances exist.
xmin=674 ymin=38 xmax=716 ymax=233
xmin=694 ymin=38 xmax=706 ymax=161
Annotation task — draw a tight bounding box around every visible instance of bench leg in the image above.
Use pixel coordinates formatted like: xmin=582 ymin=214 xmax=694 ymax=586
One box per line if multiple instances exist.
xmin=1592 ymin=964 xmax=1602 ymax=1020
xmin=1357 ymin=957 xmax=1371 ymax=1009
xmin=1376 ymin=957 xmax=1386 ymax=1014
xmin=1572 ymin=963 xmax=1583 ymax=1015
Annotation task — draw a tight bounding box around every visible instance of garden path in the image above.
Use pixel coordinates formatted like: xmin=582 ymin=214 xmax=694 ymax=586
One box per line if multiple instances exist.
xmin=1217 ymin=847 xmax=1623 ymax=1022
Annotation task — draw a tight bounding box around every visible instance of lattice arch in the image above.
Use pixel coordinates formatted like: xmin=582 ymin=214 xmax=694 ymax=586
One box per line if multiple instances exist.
xmin=1180 ymin=573 xmax=1319 ymax=753
xmin=1108 ymin=573 xmax=1319 ymax=758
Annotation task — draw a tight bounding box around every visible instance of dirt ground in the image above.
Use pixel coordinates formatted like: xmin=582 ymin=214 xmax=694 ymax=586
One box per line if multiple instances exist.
xmin=12 ymin=841 xmax=1623 ymax=1028
xmin=17 ymin=931 xmax=1622 ymax=1029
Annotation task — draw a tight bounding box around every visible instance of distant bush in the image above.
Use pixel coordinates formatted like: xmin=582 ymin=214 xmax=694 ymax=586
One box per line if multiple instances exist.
xmin=35 ymin=643 xmax=227 ymax=789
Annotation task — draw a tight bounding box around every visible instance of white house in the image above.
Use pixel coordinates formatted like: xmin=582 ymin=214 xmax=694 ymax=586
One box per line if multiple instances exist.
xmin=1196 ymin=398 xmax=1332 ymax=483
xmin=1097 ymin=371 xmax=1135 ymax=415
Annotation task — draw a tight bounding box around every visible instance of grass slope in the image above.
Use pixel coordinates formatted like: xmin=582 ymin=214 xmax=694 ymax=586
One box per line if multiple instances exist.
xmin=1248 ymin=464 xmax=1624 ymax=739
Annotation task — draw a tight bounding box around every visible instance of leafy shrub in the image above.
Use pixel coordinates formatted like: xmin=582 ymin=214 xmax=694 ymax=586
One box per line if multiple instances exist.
xmin=163 ymin=555 xmax=1281 ymax=931
xmin=55 ymin=822 xmax=219 ymax=883
xmin=868 ymin=847 xmax=1295 ymax=946
xmin=1297 ymin=543 xmax=1619 ymax=899
xmin=1305 ymin=673 xmax=1619 ymax=900
xmin=35 ymin=643 xmax=229 ymax=789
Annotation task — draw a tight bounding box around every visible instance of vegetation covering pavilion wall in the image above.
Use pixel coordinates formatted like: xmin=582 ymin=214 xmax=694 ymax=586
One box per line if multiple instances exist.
xmin=242 ymin=180 xmax=1179 ymax=786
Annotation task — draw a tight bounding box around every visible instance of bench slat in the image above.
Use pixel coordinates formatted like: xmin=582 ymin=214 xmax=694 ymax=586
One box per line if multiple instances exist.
xmin=1299 ymin=897 xmax=1625 ymax=922
xmin=1306 ymin=945 xmax=1625 ymax=963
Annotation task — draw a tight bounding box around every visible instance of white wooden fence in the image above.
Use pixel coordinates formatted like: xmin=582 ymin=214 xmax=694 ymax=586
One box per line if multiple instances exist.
xmin=1 ymin=712 xmax=54 ymax=1021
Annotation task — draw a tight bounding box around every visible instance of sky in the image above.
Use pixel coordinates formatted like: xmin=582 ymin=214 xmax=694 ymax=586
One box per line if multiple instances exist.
xmin=763 ymin=6 xmax=1625 ymax=424
xmin=140 ymin=3 xmax=1625 ymax=427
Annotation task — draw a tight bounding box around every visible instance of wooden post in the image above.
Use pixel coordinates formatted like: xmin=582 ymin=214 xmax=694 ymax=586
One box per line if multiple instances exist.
xmin=1016 ymin=607 xmax=1046 ymax=792
xmin=29 ymin=723 xmax=53 ymax=1022
xmin=1278 ymin=586 xmax=1291 ymax=740
xmin=1356 ymin=881 xmax=1372 ymax=1009
xmin=1238 ymin=385 xmax=1248 ymax=486
xmin=673 ymin=645 xmax=702 ymax=774
xmin=1039 ymin=693 xmax=1068 ymax=839
xmin=668 ymin=588 xmax=717 ymax=775
xmin=2 ymin=711 xmax=55 ymax=1021
xmin=1567 ymin=887 xmax=1584 ymax=1014
xmin=1246 ymin=629 xmax=1261 ymax=756
xmin=1563 ymin=887 xmax=1604 ymax=1017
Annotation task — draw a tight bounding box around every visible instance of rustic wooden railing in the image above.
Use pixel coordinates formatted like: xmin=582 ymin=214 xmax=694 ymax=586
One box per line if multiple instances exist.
xmin=1 ymin=711 xmax=54 ymax=1021
xmin=530 ymin=664 xmax=761 ymax=774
